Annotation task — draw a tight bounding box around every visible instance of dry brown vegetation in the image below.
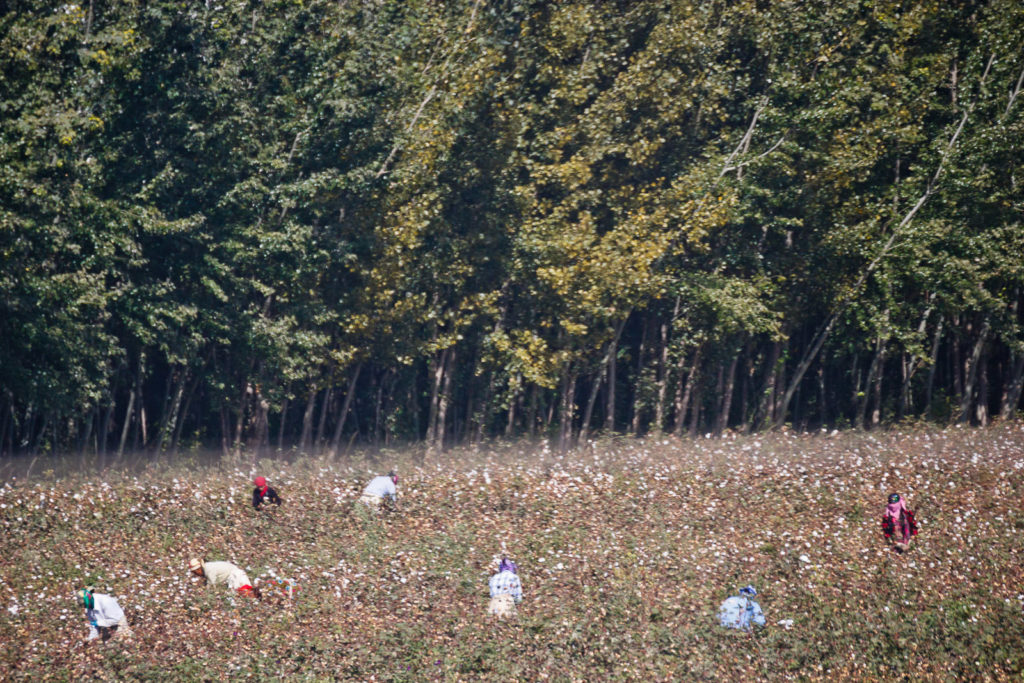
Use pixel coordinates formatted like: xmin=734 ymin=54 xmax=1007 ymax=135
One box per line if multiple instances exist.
xmin=2 ymin=424 xmax=1024 ymax=680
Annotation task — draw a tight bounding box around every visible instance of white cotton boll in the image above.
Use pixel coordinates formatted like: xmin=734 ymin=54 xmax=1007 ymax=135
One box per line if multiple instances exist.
xmin=799 ymin=554 xmax=811 ymax=563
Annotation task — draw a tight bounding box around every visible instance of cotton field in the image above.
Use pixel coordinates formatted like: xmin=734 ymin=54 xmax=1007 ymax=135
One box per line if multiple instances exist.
xmin=1 ymin=424 xmax=1023 ymax=679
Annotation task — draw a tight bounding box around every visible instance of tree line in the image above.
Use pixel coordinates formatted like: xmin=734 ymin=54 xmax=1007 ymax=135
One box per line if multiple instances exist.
xmin=1 ymin=0 xmax=1022 ymax=458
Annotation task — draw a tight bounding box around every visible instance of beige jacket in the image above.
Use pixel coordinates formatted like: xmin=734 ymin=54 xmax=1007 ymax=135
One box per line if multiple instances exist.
xmin=201 ymin=561 xmax=251 ymax=590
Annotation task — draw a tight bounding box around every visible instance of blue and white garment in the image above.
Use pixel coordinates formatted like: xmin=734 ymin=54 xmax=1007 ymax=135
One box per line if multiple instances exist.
xmin=489 ymin=570 xmax=523 ymax=602
xmin=84 ymin=593 xmax=125 ymax=640
xmin=362 ymin=475 xmax=397 ymax=500
xmin=718 ymin=586 xmax=765 ymax=630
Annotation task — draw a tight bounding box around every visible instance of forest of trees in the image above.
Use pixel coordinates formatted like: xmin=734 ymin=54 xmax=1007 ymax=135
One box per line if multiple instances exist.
xmin=1 ymin=0 xmax=1023 ymax=458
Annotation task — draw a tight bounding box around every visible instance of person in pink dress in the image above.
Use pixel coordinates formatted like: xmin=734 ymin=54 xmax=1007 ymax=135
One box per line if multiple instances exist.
xmin=882 ymin=493 xmax=917 ymax=552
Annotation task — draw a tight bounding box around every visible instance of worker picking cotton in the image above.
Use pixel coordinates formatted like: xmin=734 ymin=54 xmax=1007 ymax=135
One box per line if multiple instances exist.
xmin=719 ymin=585 xmax=766 ymax=631
xmin=488 ymin=557 xmax=523 ymax=618
xmin=252 ymin=476 xmax=282 ymax=510
xmin=189 ymin=558 xmax=261 ymax=598
xmin=77 ymin=588 xmax=132 ymax=643
xmin=360 ymin=471 xmax=398 ymax=510
xmin=882 ymin=492 xmax=918 ymax=552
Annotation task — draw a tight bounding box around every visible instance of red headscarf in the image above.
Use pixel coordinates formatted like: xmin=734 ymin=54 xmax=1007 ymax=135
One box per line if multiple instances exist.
xmin=254 ymin=476 xmax=267 ymax=495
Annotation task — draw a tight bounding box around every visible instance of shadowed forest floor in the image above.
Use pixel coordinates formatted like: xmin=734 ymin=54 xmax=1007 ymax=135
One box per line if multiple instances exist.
xmin=2 ymin=424 xmax=1023 ymax=680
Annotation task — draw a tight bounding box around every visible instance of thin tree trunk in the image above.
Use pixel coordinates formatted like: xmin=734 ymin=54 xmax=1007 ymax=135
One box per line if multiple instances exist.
xmin=717 ymin=353 xmax=739 ymax=435
xmin=859 ymin=337 xmax=884 ymax=429
xmin=999 ymin=293 xmax=1023 ymax=419
xmin=688 ymin=376 xmax=702 ymax=438
xmin=437 ymin=349 xmax=455 ymax=451
xmin=757 ymin=341 xmax=781 ymax=429
xmin=299 ymin=384 xmax=317 ymax=452
xmin=329 ymin=364 xmax=362 ymax=458
xmin=630 ymin=318 xmax=649 ymax=435
xmin=314 ymin=385 xmax=333 ymax=451
xmin=583 ymin=320 xmax=626 ymax=442
xmin=427 ymin=349 xmax=449 ymax=451
xmin=925 ymin=315 xmax=944 ymax=417
xmin=605 ymin=338 xmax=618 ymax=433
xmin=674 ymin=344 xmax=703 ymax=437
xmin=505 ymin=380 xmax=519 ymax=437
xmin=870 ymin=341 xmax=886 ymax=428
xmin=958 ymin=319 xmax=990 ymax=423
xmin=976 ymin=351 xmax=990 ymax=426
xmin=1000 ymin=354 xmax=1024 ymax=419
xmin=653 ymin=317 xmax=671 ymax=434
xmin=171 ymin=373 xmax=200 ymax=453
xmin=158 ymin=369 xmax=188 ymax=453
xmin=558 ymin=369 xmax=577 ymax=451
xmin=233 ymin=382 xmax=250 ymax=456
xmin=277 ymin=395 xmax=289 ymax=452
xmin=117 ymin=388 xmax=136 ymax=460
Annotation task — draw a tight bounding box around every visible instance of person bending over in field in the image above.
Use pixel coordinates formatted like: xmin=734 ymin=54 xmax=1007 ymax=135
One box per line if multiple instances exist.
xmin=718 ymin=585 xmax=766 ymax=631
xmin=189 ymin=558 xmax=261 ymax=598
xmin=360 ymin=471 xmax=399 ymax=511
xmin=882 ymin=493 xmax=917 ymax=552
xmin=488 ymin=557 xmax=523 ymax=618
xmin=77 ymin=587 xmax=133 ymax=643
xmin=252 ymin=476 xmax=282 ymax=510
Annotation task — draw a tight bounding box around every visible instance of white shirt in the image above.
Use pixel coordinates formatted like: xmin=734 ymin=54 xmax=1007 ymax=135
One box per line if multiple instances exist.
xmin=362 ymin=475 xmax=397 ymax=499
xmin=201 ymin=561 xmax=251 ymax=590
xmin=85 ymin=593 xmax=124 ymax=628
xmin=489 ymin=570 xmax=523 ymax=602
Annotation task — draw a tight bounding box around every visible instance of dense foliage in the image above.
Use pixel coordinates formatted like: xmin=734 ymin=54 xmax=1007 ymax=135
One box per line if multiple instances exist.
xmin=2 ymin=0 xmax=1023 ymax=456
xmin=2 ymin=425 xmax=1023 ymax=678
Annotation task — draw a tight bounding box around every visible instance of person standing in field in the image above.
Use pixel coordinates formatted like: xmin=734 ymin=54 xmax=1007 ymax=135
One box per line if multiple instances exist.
xmin=77 ymin=587 xmax=133 ymax=642
xmin=488 ymin=557 xmax=523 ymax=618
xmin=252 ymin=476 xmax=282 ymax=510
xmin=882 ymin=493 xmax=917 ymax=552
xmin=189 ymin=558 xmax=261 ymax=598
xmin=360 ymin=471 xmax=398 ymax=511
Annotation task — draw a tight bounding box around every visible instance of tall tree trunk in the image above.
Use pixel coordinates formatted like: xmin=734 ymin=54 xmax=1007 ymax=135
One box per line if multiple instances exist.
xmin=688 ymin=375 xmax=702 ymax=438
xmin=558 ymin=368 xmax=577 ymax=452
xmin=653 ymin=318 xmax=671 ymax=434
xmin=630 ymin=318 xmax=649 ymax=435
xmin=171 ymin=373 xmax=200 ymax=453
xmin=277 ymin=395 xmax=289 ymax=452
xmin=976 ymin=352 xmax=990 ymax=426
xmin=674 ymin=344 xmax=703 ymax=437
xmin=859 ymin=337 xmax=885 ymax=429
xmin=818 ymin=361 xmax=828 ymax=429
xmin=314 ymin=385 xmax=333 ymax=451
xmin=298 ymin=384 xmax=317 ymax=452
xmin=329 ymin=364 xmax=362 ymax=458
xmin=157 ymin=368 xmax=188 ymax=454
xmin=870 ymin=340 xmax=886 ymax=429
xmin=437 ymin=349 xmax=455 ymax=451
xmin=717 ymin=353 xmax=739 ymax=435
xmin=505 ymin=380 xmax=519 ymax=438
xmin=605 ymin=339 xmax=618 ymax=433
xmin=233 ymin=382 xmax=251 ymax=456
xmin=999 ymin=292 xmax=1023 ymax=419
xmin=925 ymin=315 xmax=944 ymax=416
xmin=427 ymin=348 xmax=449 ymax=451
xmin=117 ymin=388 xmax=136 ymax=460
xmin=1000 ymin=353 xmax=1024 ymax=420
xmin=958 ymin=319 xmax=990 ymax=423
xmin=583 ymin=320 xmax=626 ymax=442
xmin=757 ymin=341 xmax=782 ymax=429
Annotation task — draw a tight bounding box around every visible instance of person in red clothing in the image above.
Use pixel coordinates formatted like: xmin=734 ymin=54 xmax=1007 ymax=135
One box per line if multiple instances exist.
xmin=252 ymin=476 xmax=282 ymax=510
xmin=882 ymin=492 xmax=917 ymax=552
